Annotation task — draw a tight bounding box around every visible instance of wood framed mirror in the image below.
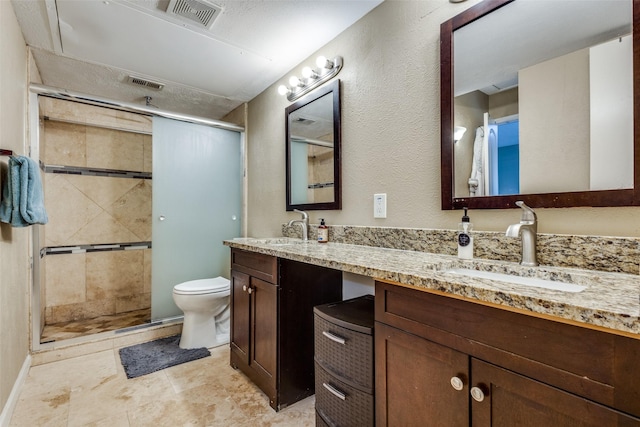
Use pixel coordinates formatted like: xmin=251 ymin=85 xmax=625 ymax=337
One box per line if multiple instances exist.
xmin=441 ymin=0 xmax=639 ymax=210
xmin=286 ymin=79 xmax=341 ymax=211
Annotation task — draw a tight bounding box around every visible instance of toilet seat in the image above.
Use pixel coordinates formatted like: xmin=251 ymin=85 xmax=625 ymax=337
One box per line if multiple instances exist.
xmin=173 ymin=277 xmax=230 ymax=295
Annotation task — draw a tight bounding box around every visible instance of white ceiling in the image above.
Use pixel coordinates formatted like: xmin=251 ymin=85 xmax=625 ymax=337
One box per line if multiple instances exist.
xmin=11 ymin=0 xmax=383 ymax=119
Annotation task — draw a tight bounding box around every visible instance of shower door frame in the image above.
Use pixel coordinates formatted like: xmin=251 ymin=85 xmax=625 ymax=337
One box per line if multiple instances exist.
xmin=29 ymin=91 xmax=43 ymax=353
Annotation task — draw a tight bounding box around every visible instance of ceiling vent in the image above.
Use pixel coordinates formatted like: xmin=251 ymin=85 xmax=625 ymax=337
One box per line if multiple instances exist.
xmin=166 ymin=0 xmax=222 ymax=29
xmin=127 ymin=76 xmax=165 ymax=91
xmin=294 ymin=117 xmax=316 ymax=125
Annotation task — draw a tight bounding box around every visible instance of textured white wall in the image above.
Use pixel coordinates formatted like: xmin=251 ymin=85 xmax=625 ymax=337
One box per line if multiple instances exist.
xmin=590 ymin=35 xmax=634 ymax=191
xmin=247 ymin=0 xmax=640 ymax=238
xmin=519 ymin=49 xmax=590 ymax=194
xmin=0 ymin=1 xmax=31 ymax=416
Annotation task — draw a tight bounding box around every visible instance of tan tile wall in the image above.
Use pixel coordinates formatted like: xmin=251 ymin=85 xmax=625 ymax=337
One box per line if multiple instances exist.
xmin=39 ymin=97 xmax=153 ymax=134
xmin=308 ymin=144 xmax=334 ymax=203
xmin=40 ymin=99 xmax=153 ymax=324
xmin=43 ymin=120 xmax=152 ymax=172
xmin=44 ymin=249 xmax=152 ymax=324
xmin=44 ymin=173 xmax=151 ymax=246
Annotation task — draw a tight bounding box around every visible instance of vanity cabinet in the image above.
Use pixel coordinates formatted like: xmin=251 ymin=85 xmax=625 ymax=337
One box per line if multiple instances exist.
xmin=375 ymin=281 xmax=640 ymax=426
xmin=230 ymin=269 xmax=278 ymax=393
xmin=229 ymin=248 xmax=342 ymax=411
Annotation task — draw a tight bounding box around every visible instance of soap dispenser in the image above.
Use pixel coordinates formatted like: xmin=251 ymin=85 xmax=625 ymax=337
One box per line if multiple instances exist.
xmin=318 ymin=218 xmax=329 ymax=243
xmin=457 ymin=208 xmax=473 ymax=259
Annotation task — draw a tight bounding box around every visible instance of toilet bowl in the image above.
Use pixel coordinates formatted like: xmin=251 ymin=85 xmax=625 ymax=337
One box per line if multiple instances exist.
xmin=172 ymin=277 xmax=230 ymax=349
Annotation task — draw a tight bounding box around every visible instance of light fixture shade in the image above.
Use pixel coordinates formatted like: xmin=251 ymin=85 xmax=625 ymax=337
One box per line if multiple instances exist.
xmin=289 ymin=76 xmax=301 ymax=87
xmin=454 ymin=126 xmax=467 ymax=142
xmin=301 ymin=66 xmax=317 ymax=79
xmin=316 ymin=55 xmax=333 ymax=69
xmin=277 ymin=85 xmax=289 ymax=96
xmin=278 ymin=55 xmax=343 ymax=102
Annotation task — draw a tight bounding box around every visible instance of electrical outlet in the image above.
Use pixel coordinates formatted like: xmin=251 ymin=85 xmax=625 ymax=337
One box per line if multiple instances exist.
xmin=374 ymin=193 xmax=387 ymax=218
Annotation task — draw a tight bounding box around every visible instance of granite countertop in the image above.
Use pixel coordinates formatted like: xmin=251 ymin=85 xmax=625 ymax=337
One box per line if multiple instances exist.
xmin=224 ymin=237 xmax=640 ymax=337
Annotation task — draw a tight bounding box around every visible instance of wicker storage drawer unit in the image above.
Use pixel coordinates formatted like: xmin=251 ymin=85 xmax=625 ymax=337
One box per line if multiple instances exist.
xmin=314 ymin=295 xmax=375 ymax=426
xmin=315 ymin=362 xmax=375 ymax=427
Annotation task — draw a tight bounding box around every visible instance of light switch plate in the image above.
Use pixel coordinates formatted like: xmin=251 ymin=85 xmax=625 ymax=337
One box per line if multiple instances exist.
xmin=374 ymin=193 xmax=387 ymax=218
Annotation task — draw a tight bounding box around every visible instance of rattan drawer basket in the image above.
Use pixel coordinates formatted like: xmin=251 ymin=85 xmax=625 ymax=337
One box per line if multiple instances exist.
xmin=314 ymin=314 xmax=373 ymax=392
xmin=314 ymin=295 xmax=375 ymax=426
xmin=315 ymin=361 xmax=374 ymax=427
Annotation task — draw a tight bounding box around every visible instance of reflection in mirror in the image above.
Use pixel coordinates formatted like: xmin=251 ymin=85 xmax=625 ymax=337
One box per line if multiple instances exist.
xmin=441 ymin=0 xmax=639 ymax=209
xmin=286 ymin=79 xmax=341 ymax=211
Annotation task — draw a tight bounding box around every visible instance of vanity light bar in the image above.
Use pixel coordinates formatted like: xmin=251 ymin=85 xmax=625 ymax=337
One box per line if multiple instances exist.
xmin=278 ymin=56 xmax=343 ymax=102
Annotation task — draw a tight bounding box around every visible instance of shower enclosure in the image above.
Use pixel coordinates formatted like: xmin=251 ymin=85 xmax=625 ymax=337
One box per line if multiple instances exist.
xmin=30 ymin=90 xmax=243 ymax=347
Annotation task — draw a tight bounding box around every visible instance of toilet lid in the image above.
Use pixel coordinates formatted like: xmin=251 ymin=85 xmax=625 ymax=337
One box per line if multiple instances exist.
xmin=174 ymin=277 xmax=230 ymax=294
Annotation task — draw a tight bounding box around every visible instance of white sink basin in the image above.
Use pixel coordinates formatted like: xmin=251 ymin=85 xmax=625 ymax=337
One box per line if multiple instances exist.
xmin=443 ymin=268 xmax=586 ymax=293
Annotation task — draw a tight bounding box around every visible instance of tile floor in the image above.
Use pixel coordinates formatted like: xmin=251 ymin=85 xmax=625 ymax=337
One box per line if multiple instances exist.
xmin=10 ymin=344 xmax=315 ymax=426
xmin=41 ymin=309 xmax=152 ymax=343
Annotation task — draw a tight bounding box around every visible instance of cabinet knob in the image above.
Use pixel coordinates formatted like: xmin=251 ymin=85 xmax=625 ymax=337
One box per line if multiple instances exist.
xmin=242 ymin=285 xmax=247 ymax=292
xmin=470 ymin=386 xmax=485 ymax=402
xmin=450 ymin=376 xmax=464 ymax=391
xmin=247 ymin=287 xmax=253 ymax=294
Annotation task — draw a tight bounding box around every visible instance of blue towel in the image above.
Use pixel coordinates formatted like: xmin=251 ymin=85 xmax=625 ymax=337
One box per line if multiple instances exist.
xmin=0 ymin=155 xmax=48 ymax=227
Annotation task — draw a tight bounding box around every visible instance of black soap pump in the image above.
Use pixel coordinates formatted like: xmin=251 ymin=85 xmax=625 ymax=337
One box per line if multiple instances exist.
xmin=457 ymin=208 xmax=473 ymax=259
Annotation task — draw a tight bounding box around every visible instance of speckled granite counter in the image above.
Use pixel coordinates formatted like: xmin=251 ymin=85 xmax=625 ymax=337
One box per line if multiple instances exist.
xmin=224 ymin=238 xmax=640 ymax=337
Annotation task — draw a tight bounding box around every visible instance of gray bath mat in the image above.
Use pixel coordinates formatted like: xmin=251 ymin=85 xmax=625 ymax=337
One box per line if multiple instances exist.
xmin=118 ymin=335 xmax=210 ymax=379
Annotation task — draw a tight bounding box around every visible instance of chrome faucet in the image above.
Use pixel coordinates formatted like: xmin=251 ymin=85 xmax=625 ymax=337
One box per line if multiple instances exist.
xmin=505 ymin=201 xmax=538 ymax=267
xmin=287 ymin=209 xmax=309 ymax=241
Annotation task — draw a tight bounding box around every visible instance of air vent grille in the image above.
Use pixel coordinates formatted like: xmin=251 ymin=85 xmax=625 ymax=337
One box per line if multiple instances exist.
xmin=127 ymin=76 xmax=164 ymax=90
xmin=166 ymin=0 xmax=221 ymax=29
xmin=294 ymin=117 xmax=316 ymax=125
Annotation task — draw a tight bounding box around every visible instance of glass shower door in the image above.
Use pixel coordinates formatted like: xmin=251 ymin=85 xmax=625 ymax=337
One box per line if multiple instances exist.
xmin=151 ymin=117 xmax=242 ymax=320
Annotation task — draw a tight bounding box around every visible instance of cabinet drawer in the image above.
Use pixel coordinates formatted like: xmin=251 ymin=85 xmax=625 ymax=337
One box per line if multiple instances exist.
xmin=315 ymin=362 xmax=374 ymax=427
xmin=314 ymin=314 xmax=374 ymax=392
xmin=231 ymin=249 xmax=277 ymax=283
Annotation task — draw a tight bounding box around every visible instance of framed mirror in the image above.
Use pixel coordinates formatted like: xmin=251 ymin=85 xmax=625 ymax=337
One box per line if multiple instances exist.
xmin=286 ymin=79 xmax=341 ymax=211
xmin=441 ymin=0 xmax=639 ymax=209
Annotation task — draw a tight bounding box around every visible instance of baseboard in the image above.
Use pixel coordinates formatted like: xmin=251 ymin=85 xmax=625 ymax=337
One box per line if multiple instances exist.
xmin=0 ymin=354 xmax=31 ymax=427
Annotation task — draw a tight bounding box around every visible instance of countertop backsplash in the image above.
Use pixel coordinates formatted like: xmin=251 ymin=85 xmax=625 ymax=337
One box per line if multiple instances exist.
xmin=282 ymin=224 xmax=640 ymax=275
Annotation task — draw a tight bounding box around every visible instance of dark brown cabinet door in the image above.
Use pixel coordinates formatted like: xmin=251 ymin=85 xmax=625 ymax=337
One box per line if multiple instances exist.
xmin=250 ymin=277 xmax=277 ymax=388
xmin=375 ymin=322 xmax=469 ymax=427
xmin=230 ymin=249 xmax=343 ymax=411
xmin=471 ymin=359 xmax=640 ymax=427
xmin=230 ymin=270 xmax=250 ymax=362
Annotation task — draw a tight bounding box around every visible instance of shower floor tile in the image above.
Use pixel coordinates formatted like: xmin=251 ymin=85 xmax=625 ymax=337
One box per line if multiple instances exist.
xmin=41 ymin=308 xmax=151 ymax=343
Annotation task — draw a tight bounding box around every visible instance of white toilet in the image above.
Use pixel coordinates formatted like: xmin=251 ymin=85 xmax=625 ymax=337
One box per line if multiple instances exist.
xmin=172 ymin=276 xmax=231 ymax=349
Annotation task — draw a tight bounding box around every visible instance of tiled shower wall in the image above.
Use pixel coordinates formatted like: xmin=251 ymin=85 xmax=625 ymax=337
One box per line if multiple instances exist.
xmin=308 ymin=144 xmax=334 ymax=203
xmin=40 ymin=97 xmax=153 ymax=324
